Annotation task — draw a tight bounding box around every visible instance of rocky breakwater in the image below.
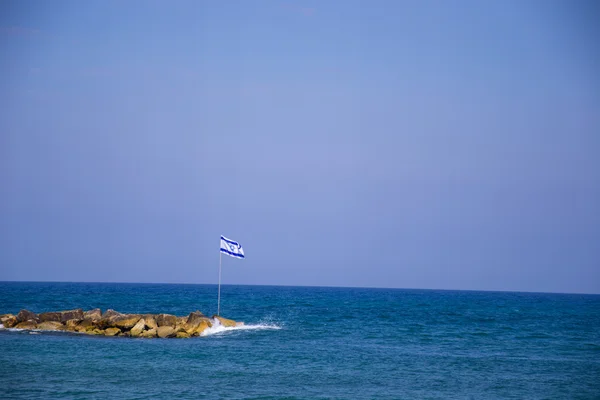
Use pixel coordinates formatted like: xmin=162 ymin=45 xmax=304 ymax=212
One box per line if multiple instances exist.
xmin=0 ymin=309 xmax=243 ymax=338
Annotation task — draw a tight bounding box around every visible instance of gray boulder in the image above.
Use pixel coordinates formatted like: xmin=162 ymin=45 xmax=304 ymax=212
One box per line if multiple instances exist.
xmin=39 ymin=312 xmax=62 ymax=322
xmin=1 ymin=314 xmax=18 ymax=328
xmin=38 ymin=321 xmax=65 ymax=331
xmin=156 ymin=314 xmax=177 ymax=327
xmin=102 ymin=309 xmax=122 ymax=319
xmin=112 ymin=314 xmax=141 ymax=329
xmin=140 ymin=328 xmax=157 ymax=338
xmin=157 ymin=326 xmax=176 ymax=338
xmin=15 ymin=320 xmax=38 ymax=329
xmin=16 ymin=310 xmax=39 ymax=323
xmin=59 ymin=309 xmax=84 ymax=323
xmin=97 ymin=309 xmax=122 ymax=329
xmin=130 ymin=319 xmax=146 ymax=337
xmin=145 ymin=316 xmax=158 ymax=330
xmin=83 ymin=309 xmax=102 ymax=321
xmin=104 ymin=327 xmax=121 ymax=336
xmin=183 ymin=311 xmax=212 ymax=335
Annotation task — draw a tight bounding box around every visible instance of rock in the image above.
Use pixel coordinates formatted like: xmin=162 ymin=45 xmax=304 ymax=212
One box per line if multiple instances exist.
xmin=1 ymin=315 xmax=18 ymax=328
xmin=145 ymin=317 xmax=158 ymax=330
xmin=182 ymin=321 xmax=196 ymax=334
xmin=97 ymin=309 xmax=123 ymax=329
xmin=174 ymin=317 xmax=187 ymax=334
xmin=140 ymin=328 xmax=157 ymax=338
xmin=156 ymin=314 xmax=177 ymax=327
xmin=102 ymin=309 xmax=122 ymax=319
xmin=186 ymin=311 xmax=205 ymax=325
xmin=104 ymin=327 xmax=121 ymax=336
xmin=191 ymin=320 xmax=211 ymax=336
xmin=39 ymin=312 xmax=62 ymax=323
xmin=95 ymin=319 xmax=109 ymax=329
xmin=58 ymin=309 xmax=84 ymax=323
xmin=90 ymin=329 xmax=104 ymax=335
xmin=83 ymin=309 xmax=102 ymax=321
xmin=176 ymin=325 xmax=187 ymax=334
xmin=214 ymin=315 xmax=237 ymax=328
xmin=157 ymin=326 xmax=176 ymax=338
xmin=37 ymin=321 xmax=65 ymax=331
xmin=65 ymin=319 xmax=81 ymax=331
xmin=112 ymin=314 xmax=141 ymax=329
xmin=15 ymin=320 xmax=38 ymax=329
xmin=183 ymin=311 xmax=212 ymax=335
xmin=37 ymin=309 xmax=83 ymax=324
xmin=17 ymin=310 xmax=39 ymax=323
xmin=77 ymin=319 xmax=95 ymax=330
xmin=130 ymin=319 xmax=146 ymax=337
xmin=176 ymin=331 xmax=191 ymax=338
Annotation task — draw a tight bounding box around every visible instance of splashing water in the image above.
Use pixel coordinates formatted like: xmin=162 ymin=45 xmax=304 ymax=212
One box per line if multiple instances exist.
xmin=201 ymin=317 xmax=282 ymax=337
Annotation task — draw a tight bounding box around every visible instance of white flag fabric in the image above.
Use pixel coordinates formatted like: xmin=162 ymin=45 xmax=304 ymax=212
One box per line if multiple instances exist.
xmin=220 ymin=235 xmax=245 ymax=259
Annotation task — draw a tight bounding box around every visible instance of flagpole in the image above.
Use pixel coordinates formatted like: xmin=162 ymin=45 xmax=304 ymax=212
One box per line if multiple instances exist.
xmin=217 ymin=250 xmax=222 ymax=316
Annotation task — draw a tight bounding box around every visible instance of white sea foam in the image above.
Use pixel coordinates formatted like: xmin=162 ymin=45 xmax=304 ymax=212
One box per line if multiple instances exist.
xmin=1 ymin=327 xmax=25 ymax=332
xmin=0 ymin=324 xmax=22 ymax=332
xmin=201 ymin=318 xmax=282 ymax=337
xmin=0 ymin=324 xmax=44 ymax=333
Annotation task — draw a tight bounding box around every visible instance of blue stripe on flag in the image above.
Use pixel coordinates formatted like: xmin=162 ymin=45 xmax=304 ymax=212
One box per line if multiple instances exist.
xmin=221 ymin=236 xmax=240 ymax=247
xmin=220 ymin=247 xmax=245 ymax=258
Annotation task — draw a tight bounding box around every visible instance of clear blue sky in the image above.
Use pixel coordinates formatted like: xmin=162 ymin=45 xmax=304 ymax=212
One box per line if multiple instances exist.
xmin=1 ymin=0 xmax=599 ymax=293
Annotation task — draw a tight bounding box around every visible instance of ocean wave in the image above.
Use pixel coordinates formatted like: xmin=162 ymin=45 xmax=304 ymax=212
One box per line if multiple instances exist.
xmin=0 ymin=326 xmax=47 ymax=333
xmin=0 ymin=326 xmax=27 ymax=332
xmin=201 ymin=318 xmax=282 ymax=337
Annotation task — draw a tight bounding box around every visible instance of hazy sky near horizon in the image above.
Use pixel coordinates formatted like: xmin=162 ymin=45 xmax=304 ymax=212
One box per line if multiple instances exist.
xmin=1 ymin=1 xmax=599 ymax=293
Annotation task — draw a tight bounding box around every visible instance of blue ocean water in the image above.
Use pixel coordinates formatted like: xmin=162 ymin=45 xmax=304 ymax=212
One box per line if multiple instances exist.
xmin=0 ymin=282 xmax=599 ymax=399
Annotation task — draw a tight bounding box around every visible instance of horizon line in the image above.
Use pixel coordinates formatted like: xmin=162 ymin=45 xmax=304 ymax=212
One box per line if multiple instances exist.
xmin=0 ymin=279 xmax=598 ymax=296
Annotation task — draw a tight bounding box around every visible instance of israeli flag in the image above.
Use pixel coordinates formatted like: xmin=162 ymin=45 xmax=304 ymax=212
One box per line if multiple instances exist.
xmin=220 ymin=235 xmax=245 ymax=259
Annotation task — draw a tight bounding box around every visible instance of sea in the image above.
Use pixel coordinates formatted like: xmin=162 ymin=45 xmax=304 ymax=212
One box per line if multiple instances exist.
xmin=0 ymin=282 xmax=599 ymax=399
